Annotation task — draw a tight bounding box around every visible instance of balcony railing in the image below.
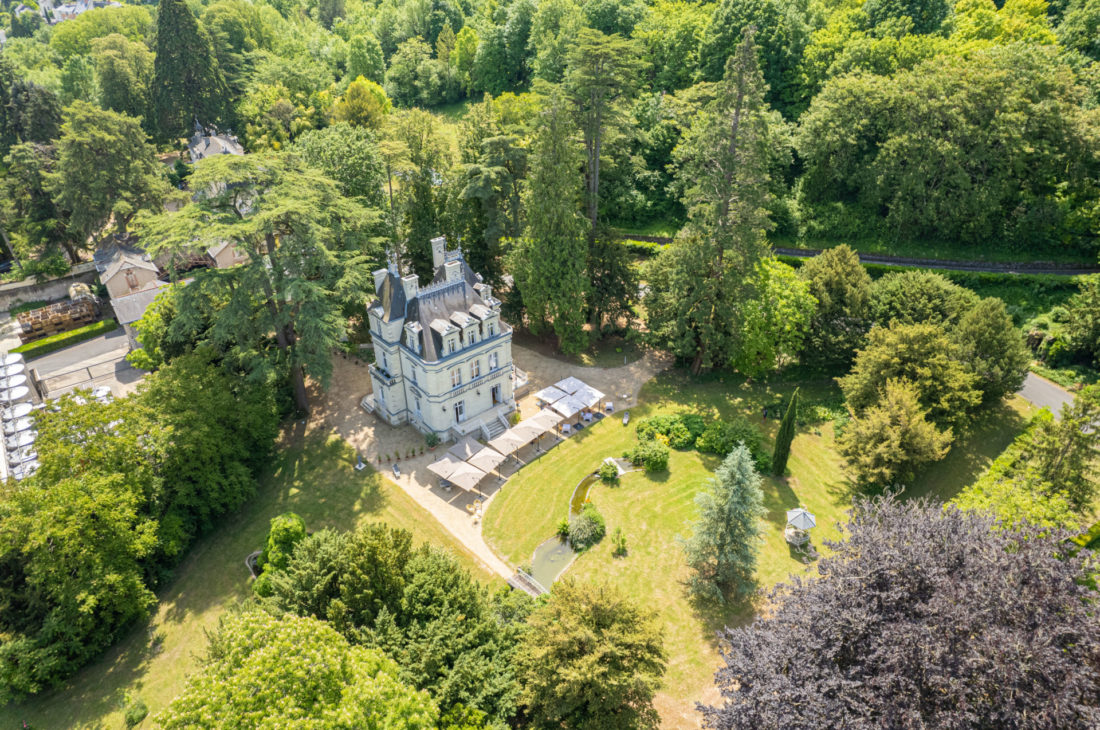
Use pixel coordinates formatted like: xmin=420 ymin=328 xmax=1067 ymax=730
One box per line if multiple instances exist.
xmin=369 ymin=363 xmax=398 ymax=387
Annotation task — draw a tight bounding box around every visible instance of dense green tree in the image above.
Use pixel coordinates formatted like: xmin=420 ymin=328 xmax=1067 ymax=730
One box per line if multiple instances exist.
xmin=264 ymin=524 xmax=533 ymax=722
xmin=734 ymin=257 xmax=815 ymax=376
xmin=863 ymin=0 xmax=951 ymax=34
xmin=1058 ymin=0 xmax=1100 ymax=61
xmin=293 ymin=123 xmax=386 ymax=207
xmin=202 ymin=0 xmax=271 ymax=94
xmin=530 ymin=0 xmax=585 ymax=83
xmin=645 ymin=33 xmax=773 ymax=373
xmin=869 ymin=270 xmax=979 ymax=327
xmin=635 ymin=0 xmax=712 ymax=91
xmin=471 ymin=25 xmax=511 ymax=96
xmin=797 ymin=245 xmax=872 ymax=367
xmin=682 ymin=444 xmax=767 ymax=602
xmin=503 ymin=0 xmax=537 ymax=88
xmin=564 ymin=29 xmax=646 ymax=239
xmin=458 ymin=125 xmax=527 ymax=285
xmin=838 ymin=378 xmax=952 ymax=487
xmin=772 ymin=388 xmax=799 ymax=476
xmin=157 ymin=610 xmax=438 ymax=727
xmin=332 ymin=76 xmax=392 ymax=129
xmin=386 ymin=109 xmax=452 ymax=279
xmin=153 ymin=0 xmax=230 ymax=140
xmin=509 ymin=89 xmax=590 ymax=354
xmin=0 ymin=471 xmax=158 ymax=703
xmin=315 ymin=0 xmax=345 ymax=29
xmin=49 ymin=5 xmax=153 ymax=58
xmin=796 ymin=45 xmax=1100 ymax=249
xmin=385 ymin=37 xmax=433 ymax=107
xmin=584 ymin=0 xmax=647 ymax=36
xmin=839 ymin=322 xmax=982 ymax=431
xmin=9 ymin=8 xmax=43 ymax=38
xmin=5 ymin=79 xmax=62 ymax=146
xmin=259 ymin=512 xmax=307 ymax=573
xmin=348 ymin=32 xmax=386 ymax=83
xmin=450 ymin=26 xmax=479 ymax=94
xmin=517 ymin=580 xmax=666 ymax=729
xmin=59 ymin=54 xmax=97 ymax=105
xmin=47 ymin=102 xmax=168 ymax=250
xmin=2 ymin=142 xmax=76 ymax=264
xmin=951 ymin=297 xmax=1029 ymax=403
xmin=698 ymin=0 xmax=811 ymax=114
xmin=1065 ymin=275 xmax=1100 ymax=366
xmin=1017 ymin=386 xmax=1100 ymax=510
xmin=91 ymin=33 xmax=154 ymax=123
xmin=586 ymin=234 xmax=639 ymax=331
xmin=137 ymin=153 xmax=379 ymax=412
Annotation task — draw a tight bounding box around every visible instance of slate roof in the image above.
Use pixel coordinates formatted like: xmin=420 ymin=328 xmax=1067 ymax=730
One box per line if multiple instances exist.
xmin=371 ymin=256 xmax=497 ymax=363
xmin=101 ymin=249 xmax=158 ymax=283
xmin=111 ymin=280 xmax=169 ymax=324
xmin=189 ymin=132 xmax=244 ymax=163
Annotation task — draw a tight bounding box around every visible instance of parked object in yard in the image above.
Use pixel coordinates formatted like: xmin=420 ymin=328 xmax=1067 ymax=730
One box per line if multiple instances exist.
xmin=16 ymin=298 xmax=99 ymax=344
xmin=622 ymin=411 xmax=630 ymax=426
xmin=392 ymin=463 xmax=401 ymax=478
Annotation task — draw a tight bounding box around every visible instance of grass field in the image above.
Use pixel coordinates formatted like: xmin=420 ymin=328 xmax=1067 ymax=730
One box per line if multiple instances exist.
xmin=0 ymin=428 xmax=497 ymax=729
xmin=484 ymin=369 xmax=1037 ymax=729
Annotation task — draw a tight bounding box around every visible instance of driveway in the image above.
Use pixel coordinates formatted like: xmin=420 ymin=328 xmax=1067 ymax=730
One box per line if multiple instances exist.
xmin=1017 ymin=372 xmax=1074 ymax=418
xmin=28 ymin=329 xmax=144 ymax=399
xmin=312 ymin=346 xmax=673 ymax=580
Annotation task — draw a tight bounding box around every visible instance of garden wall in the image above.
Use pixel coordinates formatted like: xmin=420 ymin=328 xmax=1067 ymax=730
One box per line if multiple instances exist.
xmin=0 ymin=263 xmax=98 ymax=313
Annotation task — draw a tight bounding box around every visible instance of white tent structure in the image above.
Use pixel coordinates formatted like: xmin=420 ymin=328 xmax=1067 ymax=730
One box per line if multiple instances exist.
xmin=555 ymin=376 xmax=588 ymax=395
xmin=533 ymin=385 xmax=568 ymax=405
xmin=571 ymin=383 xmax=605 ymax=409
xmin=550 ymin=395 xmax=587 ymax=419
xmin=786 ymin=508 xmax=817 ymax=530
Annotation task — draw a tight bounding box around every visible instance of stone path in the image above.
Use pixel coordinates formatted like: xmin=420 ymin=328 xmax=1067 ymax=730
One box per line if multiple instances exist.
xmin=311 ymin=345 xmax=672 ymax=580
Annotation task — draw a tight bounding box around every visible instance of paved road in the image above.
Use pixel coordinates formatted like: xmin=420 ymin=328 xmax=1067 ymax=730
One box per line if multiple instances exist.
xmin=1018 ymin=372 xmax=1074 ymax=417
xmin=28 ymin=328 xmax=129 ymax=375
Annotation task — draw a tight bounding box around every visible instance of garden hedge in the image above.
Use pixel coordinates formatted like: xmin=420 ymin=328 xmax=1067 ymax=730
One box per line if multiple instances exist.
xmin=11 ymin=319 xmax=118 ymax=360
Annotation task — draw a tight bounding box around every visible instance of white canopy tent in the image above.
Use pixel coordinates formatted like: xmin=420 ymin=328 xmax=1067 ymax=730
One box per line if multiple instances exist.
xmin=550 ymin=395 xmax=587 ymax=419
xmin=571 ymin=383 xmax=605 ymax=409
xmin=533 ymin=385 xmax=568 ymax=405
xmin=786 ymin=508 xmax=817 ymax=531
xmin=555 ymin=376 xmax=588 ymax=395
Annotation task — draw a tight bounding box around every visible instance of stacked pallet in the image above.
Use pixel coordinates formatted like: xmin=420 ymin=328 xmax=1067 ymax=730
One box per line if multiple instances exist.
xmin=17 ymin=299 xmax=99 ymax=344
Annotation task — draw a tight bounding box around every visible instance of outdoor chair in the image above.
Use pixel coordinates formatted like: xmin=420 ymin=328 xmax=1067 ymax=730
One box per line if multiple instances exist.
xmin=622 ymin=411 xmax=630 ymax=426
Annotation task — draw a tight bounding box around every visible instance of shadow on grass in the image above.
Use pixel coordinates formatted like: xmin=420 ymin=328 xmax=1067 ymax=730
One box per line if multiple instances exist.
xmin=761 ymin=475 xmax=800 ymax=528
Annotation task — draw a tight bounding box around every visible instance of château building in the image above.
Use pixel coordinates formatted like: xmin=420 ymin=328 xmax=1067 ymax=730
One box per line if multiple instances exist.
xmin=362 ymin=237 xmax=527 ymax=440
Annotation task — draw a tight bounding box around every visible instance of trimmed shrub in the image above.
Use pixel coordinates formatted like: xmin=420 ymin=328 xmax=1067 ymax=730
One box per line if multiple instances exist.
xmin=612 ymin=527 xmax=627 ymax=557
xmin=696 ymin=417 xmax=771 ymax=472
xmin=570 ymin=503 xmax=606 ymax=550
xmin=124 ymin=697 xmax=149 ymax=728
xmin=556 ymin=517 xmax=571 ymax=539
xmin=425 ymin=432 xmax=441 ymax=448
xmin=667 ymin=421 xmax=694 ymax=449
xmin=598 ymin=461 xmax=619 ymax=483
xmin=11 ymin=318 xmax=118 ymax=359
xmin=628 ymin=438 xmax=670 ymax=473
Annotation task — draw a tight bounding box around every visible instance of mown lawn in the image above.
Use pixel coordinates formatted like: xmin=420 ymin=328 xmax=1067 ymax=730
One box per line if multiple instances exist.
xmin=484 ymin=370 xmax=1037 ymax=729
xmin=484 ymin=370 xmax=851 ymax=729
xmin=0 ymin=428 xmax=497 ymax=729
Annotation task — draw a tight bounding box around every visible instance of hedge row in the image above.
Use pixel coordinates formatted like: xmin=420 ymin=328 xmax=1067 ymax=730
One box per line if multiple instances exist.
xmin=11 ymin=319 xmax=119 ymax=360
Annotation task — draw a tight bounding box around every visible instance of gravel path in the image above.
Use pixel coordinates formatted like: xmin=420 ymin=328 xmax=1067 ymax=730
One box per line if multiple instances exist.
xmin=1017 ymin=372 xmax=1074 ymax=418
xmin=313 ymin=346 xmax=673 ymax=580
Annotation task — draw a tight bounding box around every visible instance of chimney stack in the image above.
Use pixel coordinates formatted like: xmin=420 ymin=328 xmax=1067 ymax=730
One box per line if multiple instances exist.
xmin=401 ymin=273 xmax=419 ymax=300
xmin=444 ymin=260 xmax=462 ymax=283
xmin=372 ymin=268 xmax=388 ymax=293
xmin=431 ymin=236 xmax=447 ymax=269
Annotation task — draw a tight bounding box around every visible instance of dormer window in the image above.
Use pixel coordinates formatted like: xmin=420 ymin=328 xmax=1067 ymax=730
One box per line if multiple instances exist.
xmin=487 ymin=322 xmax=495 ymax=337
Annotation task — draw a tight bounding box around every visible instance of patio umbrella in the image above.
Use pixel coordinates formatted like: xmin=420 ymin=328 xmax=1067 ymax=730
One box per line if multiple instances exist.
xmin=467 ymin=445 xmax=507 ymax=474
xmin=448 ymin=435 xmax=483 ymax=461
xmin=528 ymin=409 xmax=564 ymax=430
xmin=427 ymin=453 xmax=464 ymax=481
xmin=550 ymin=395 xmax=586 ymax=418
xmin=554 ymin=376 xmax=588 ymax=395
xmin=0 ymin=354 xmax=24 ymax=367
xmin=0 ymin=363 xmax=25 ymax=378
xmin=8 ymin=447 xmax=36 ymax=466
xmin=511 ymin=419 xmax=545 ymax=442
xmin=533 ymin=385 xmax=568 ymax=405
xmin=11 ymin=460 xmax=39 ymax=480
xmin=786 ymin=508 xmax=816 ymax=531
xmin=488 ymin=428 xmax=529 ymax=456
xmin=446 ymin=461 xmax=488 ymax=493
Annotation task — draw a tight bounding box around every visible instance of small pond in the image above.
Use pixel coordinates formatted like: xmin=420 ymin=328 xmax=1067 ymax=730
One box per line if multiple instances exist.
xmin=529 ymin=536 xmax=576 ymax=589
xmin=569 ymin=472 xmax=601 ymax=517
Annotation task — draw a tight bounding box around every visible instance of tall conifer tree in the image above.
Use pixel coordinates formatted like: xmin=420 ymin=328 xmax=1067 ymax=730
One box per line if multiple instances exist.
xmin=772 ymin=388 xmax=799 ymax=475
xmin=509 ymin=89 xmax=590 ymax=354
xmin=153 ymin=0 xmax=229 ymax=140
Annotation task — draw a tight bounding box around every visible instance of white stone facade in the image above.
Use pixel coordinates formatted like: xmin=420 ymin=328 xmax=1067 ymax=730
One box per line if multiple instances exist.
xmin=364 ymin=237 xmax=521 ymax=440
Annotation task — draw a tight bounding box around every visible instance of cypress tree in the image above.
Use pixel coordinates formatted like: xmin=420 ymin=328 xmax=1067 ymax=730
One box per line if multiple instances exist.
xmin=772 ymin=388 xmax=799 ymax=476
xmin=153 ymin=0 xmax=229 ymax=141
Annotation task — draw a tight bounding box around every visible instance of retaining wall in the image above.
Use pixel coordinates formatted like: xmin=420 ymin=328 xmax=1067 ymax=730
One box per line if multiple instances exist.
xmin=0 ymin=263 xmax=98 ymax=312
